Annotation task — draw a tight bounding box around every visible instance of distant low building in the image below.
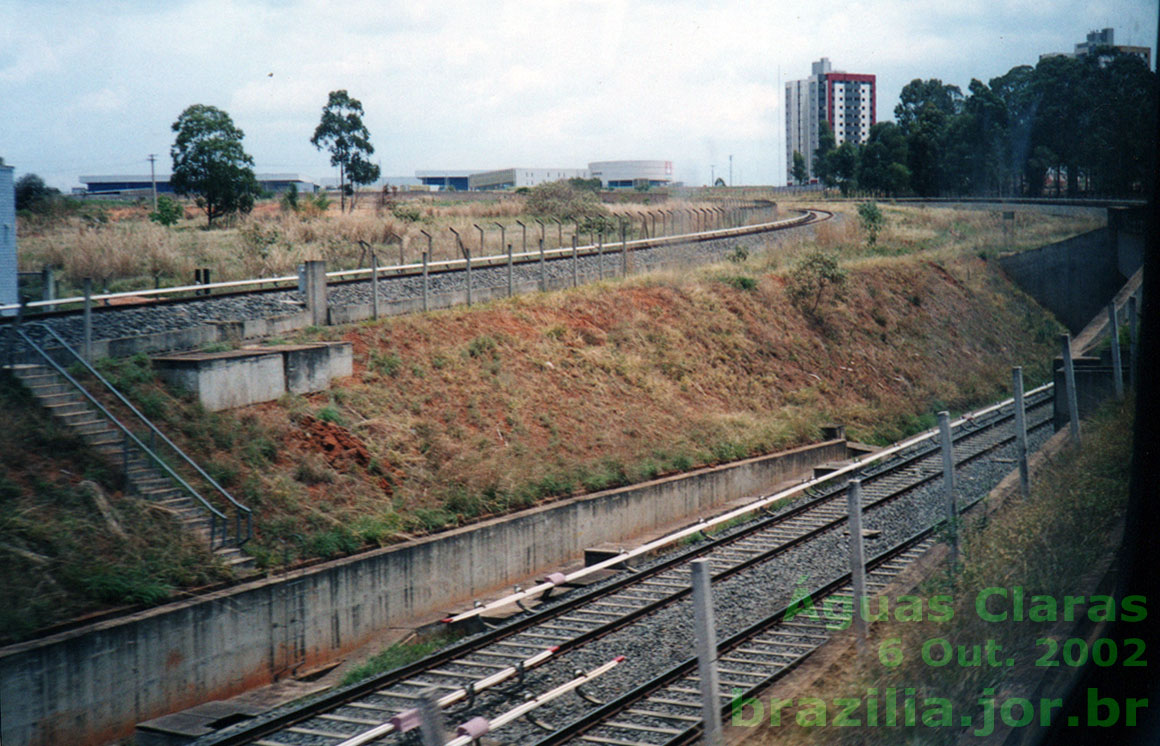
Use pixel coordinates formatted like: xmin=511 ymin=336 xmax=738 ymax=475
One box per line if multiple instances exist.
xmin=469 ymin=167 xmax=590 ymax=191
xmin=78 ymin=173 xmax=317 ymax=196
xmin=587 ymin=160 xmax=673 ymax=189
xmin=1 ymin=159 xmax=15 ymax=315
xmin=415 ymin=170 xmax=477 ymax=191
xmin=1040 ymin=28 xmax=1151 ymax=67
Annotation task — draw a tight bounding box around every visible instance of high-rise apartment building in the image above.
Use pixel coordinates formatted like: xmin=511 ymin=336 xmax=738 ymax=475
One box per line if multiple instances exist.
xmin=785 ymin=58 xmax=876 ymax=183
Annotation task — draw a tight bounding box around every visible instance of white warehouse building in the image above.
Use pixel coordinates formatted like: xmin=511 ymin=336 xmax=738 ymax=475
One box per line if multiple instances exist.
xmin=469 ymin=167 xmax=590 ymax=191
xmin=588 ymin=160 xmax=674 ymax=189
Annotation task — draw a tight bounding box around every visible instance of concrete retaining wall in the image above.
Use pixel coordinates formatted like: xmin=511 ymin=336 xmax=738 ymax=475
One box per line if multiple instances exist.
xmin=997 ymin=207 xmax=1145 ymax=334
xmin=0 ymin=439 xmax=845 ymax=746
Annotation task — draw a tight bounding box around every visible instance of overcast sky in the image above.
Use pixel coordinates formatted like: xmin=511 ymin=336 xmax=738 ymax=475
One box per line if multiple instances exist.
xmin=2 ymin=0 xmax=1156 ymax=189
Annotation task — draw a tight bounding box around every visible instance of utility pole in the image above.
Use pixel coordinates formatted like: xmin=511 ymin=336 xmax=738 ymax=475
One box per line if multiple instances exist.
xmin=147 ymin=154 xmax=158 ymax=212
xmin=710 ymin=164 xmax=716 ymax=185
xmin=729 ymin=154 xmax=733 ymax=187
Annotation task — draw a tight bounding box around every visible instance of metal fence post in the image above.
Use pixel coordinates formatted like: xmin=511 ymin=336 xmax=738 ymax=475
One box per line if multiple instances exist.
xmin=1108 ymin=303 xmax=1123 ymax=401
xmin=1128 ymin=295 xmax=1138 ymax=391
xmin=938 ymin=411 xmax=958 ymax=568
xmin=83 ymin=277 xmax=93 ymax=363
xmin=1012 ymin=367 xmax=1030 ymax=498
xmin=691 ymin=559 xmax=723 ymax=745
xmin=370 ymin=251 xmax=379 ymax=320
xmin=1060 ymin=334 xmax=1081 ymax=445
xmin=41 ymin=265 xmax=55 ymax=311
xmin=847 ymin=479 xmax=868 ymax=650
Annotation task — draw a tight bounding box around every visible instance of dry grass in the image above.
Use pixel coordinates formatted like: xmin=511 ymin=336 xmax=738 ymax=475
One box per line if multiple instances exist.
xmin=16 ymin=193 xmax=772 ymax=294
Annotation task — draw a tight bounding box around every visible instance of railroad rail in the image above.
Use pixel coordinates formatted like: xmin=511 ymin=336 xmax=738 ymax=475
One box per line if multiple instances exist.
xmin=198 ymin=384 xmax=1053 ymax=746
xmin=1 ymin=210 xmax=829 ymax=316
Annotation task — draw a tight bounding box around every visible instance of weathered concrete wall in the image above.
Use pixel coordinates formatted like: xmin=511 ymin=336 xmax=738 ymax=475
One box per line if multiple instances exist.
xmin=998 ymin=207 xmax=1145 ymax=334
xmin=0 ymin=439 xmax=845 ymax=746
xmin=998 ymin=228 xmax=1123 ymax=333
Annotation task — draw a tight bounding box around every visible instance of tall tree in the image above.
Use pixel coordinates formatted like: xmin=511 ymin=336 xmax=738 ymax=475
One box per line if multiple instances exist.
xmin=311 ymin=90 xmax=381 ymax=213
xmin=857 ymin=123 xmax=909 ymax=195
xmin=170 ymin=104 xmax=260 ymax=227
xmin=791 ymin=150 xmax=808 ymax=185
xmin=813 ymin=121 xmax=837 ymax=188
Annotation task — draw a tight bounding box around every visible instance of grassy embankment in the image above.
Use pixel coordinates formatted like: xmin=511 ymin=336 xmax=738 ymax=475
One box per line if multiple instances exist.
xmin=0 ymin=203 xmax=1099 ymax=640
xmin=0 ymin=372 xmax=230 ymax=643
xmin=736 ymin=397 xmax=1134 ymax=745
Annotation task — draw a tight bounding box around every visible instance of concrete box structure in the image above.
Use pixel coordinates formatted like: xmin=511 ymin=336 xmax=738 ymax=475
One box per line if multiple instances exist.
xmin=0 ymin=160 xmax=15 ymax=315
xmin=152 ymin=342 xmax=352 ymax=410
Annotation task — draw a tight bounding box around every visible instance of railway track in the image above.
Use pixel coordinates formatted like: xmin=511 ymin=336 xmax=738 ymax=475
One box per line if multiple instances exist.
xmin=198 ymin=386 xmax=1053 ymax=746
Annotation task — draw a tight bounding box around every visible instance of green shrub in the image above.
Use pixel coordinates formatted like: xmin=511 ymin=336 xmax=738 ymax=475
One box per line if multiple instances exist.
xmin=317 ymin=405 xmax=345 ymax=425
xmin=785 ymin=250 xmax=847 ymax=315
xmin=370 ymin=351 xmax=402 ymax=377
xmin=149 ymin=196 xmax=184 ymax=226
xmin=720 ymin=275 xmax=757 ymax=291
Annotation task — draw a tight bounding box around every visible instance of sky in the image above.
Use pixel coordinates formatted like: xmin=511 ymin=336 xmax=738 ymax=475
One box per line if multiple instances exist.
xmin=1 ymin=0 xmax=1156 ymax=190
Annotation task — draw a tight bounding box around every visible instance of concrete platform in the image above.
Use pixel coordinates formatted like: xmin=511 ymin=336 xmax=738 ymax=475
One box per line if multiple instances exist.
xmin=153 ymin=342 xmax=352 ymax=410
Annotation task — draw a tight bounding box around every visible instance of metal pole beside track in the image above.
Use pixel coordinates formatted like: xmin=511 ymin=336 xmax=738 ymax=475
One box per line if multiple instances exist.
xmin=691 ymin=559 xmax=723 ymax=745
xmin=83 ymin=277 xmax=93 ymax=363
xmin=507 ymin=243 xmax=514 ymax=298
xmin=418 ymin=690 xmax=446 ymax=746
xmin=422 ymin=251 xmax=429 ymax=312
xmin=370 ymin=251 xmax=379 ymax=320
xmin=847 ymin=479 xmax=868 ymax=650
xmin=1108 ymin=302 xmax=1123 ymax=401
xmin=571 ymin=235 xmax=578 ymax=288
xmin=1128 ymin=295 xmax=1138 ymax=391
xmin=1060 ymin=334 xmax=1081 ymax=445
xmin=1012 ymin=367 xmax=1030 ymax=499
xmin=938 ymin=411 xmax=958 ymax=569
xmin=538 ymin=239 xmax=545 ymax=292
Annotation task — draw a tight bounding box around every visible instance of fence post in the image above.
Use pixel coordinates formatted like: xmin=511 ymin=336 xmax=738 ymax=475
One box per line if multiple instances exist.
xmin=1060 ymin=334 xmax=1081 ymax=445
xmin=571 ymin=235 xmax=578 ymax=288
xmin=507 ymin=242 xmax=514 ymax=298
xmin=597 ymin=232 xmax=604 ymax=280
xmin=422 ymin=251 xmax=429 ymax=312
xmin=417 ymin=690 xmax=446 ymax=746
xmin=83 ymin=277 xmax=93 ymax=363
xmin=1012 ymin=367 xmax=1030 ymax=498
xmin=303 ymin=260 xmax=328 ymax=326
xmin=370 ymin=251 xmax=379 ymax=320
xmin=621 ymin=221 xmax=628 ymax=276
xmin=1128 ymin=295 xmax=1138 ymax=391
xmin=938 ymin=411 xmax=958 ymax=569
xmin=465 ymin=249 xmax=472 ymax=306
xmin=41 ymin=265 xmax=55 ymax=311
xmin=538 ymin=238 xmax=546 ymax=292
xmin=847 ymin=479 xmax=868 ymax=650
xmin=691 ymin=559 xmax=723 ymax=745
xmin=1108 ymin=303 xmax=1123 ymax=401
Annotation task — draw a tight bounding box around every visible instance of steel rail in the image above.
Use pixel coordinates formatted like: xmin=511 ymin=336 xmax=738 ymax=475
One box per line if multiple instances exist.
xmin=0 ymin=211 xmax=825 ymax=313
xmin=446 ymin=381 xmax=1052 ymax=624
xmin=529 ymin=528 xmax=941 ymax=746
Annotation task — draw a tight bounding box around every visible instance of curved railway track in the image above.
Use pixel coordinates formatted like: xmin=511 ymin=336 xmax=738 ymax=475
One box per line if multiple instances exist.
xmin=198 ymin=386 xmax=1054 ymax=746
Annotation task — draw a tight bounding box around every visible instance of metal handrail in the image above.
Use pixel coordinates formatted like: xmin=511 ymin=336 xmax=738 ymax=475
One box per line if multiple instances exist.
xmin=3 ymin=323 xmax=252 ymax=547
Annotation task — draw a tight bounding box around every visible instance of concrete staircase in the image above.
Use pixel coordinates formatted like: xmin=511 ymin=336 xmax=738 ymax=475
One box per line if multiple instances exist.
xmin=10 ymin=363 xmax=255 ymax=574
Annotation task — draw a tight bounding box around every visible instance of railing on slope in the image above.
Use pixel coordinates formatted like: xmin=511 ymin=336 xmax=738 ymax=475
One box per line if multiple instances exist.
xmin=0 ymin=321 xmax=252 ymax=548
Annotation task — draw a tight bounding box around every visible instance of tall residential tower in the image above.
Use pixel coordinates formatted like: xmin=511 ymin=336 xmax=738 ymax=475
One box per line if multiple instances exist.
xmin=785 ymin=58 xmax=876 ymax=184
